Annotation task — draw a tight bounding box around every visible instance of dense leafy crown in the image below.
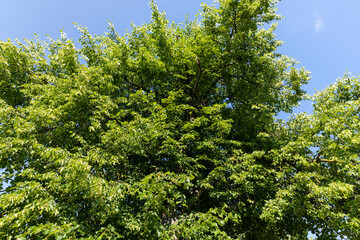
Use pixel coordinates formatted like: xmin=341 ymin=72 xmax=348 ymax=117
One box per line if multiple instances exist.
xmin=1 ymin=0 xmax=359 ymax=239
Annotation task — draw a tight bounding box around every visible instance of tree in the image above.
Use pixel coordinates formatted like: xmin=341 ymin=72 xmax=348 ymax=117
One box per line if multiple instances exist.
xmin=0 ymin=0 xmax=358 ymax=239
xmin=267 ymin=74 xmax=360 ymax=239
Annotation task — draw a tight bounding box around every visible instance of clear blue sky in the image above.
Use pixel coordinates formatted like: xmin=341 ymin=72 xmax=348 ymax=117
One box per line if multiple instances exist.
xmin=1 ymin=0 xmax=360 ymax=113
xmin=276 ymin=0 xmax=360 ymax=114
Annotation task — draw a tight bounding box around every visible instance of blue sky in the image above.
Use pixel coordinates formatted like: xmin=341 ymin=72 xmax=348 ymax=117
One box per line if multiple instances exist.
xmin=1 ymin=0 xmax=360 ymax=114
xmin=276 ymin=0 xmax=360 ymax=114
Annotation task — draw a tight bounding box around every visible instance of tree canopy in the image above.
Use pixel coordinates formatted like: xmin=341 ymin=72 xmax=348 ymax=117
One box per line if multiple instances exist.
xmin=0 ymin=0 xmax=359 ymax=239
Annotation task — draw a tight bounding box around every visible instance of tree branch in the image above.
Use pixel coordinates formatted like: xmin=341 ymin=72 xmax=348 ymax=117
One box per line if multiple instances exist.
xmin=37 ymin=127 xmax=57 ymax=134
xmin=318 ymin=159 xmax=337 ymax=163
xmin=230 ymin=4 xmax=238 ymax=39
xmin=191 ymin=56 xmax=203 ymax=102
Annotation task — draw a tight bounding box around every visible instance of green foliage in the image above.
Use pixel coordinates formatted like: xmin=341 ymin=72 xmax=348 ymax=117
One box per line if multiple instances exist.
xmin=1 ymin=0 xmax=358 ymax=239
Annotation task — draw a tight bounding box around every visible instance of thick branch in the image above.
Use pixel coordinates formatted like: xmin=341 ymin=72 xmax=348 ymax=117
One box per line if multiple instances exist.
xmin=230 ymin=4 xmax=238 ymax=38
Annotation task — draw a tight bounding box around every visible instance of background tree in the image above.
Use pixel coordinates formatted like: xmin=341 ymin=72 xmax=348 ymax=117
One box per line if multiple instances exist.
xmin=261 ymin=74 xmax=360 ymax=239
xmin=1 ymin=0 xmax=357 ymax=239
